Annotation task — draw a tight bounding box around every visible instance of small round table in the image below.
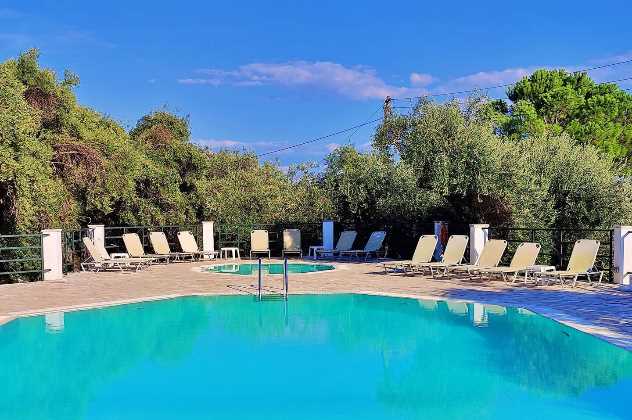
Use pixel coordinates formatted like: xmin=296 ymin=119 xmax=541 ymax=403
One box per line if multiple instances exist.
xmin=220 ymin=247 xmax=241 ymax=260
xmin=525 ymin=265 xmax=556 ymax=285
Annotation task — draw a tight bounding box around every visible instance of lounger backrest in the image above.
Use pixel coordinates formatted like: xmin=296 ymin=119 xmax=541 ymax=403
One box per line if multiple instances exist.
xmin=251 ymin=230 xmax=269 ymax=252
xmin=122 ymin=233 xmax=146 ymax=258
xmin=82 ymin=237 xmax=103 ymax=262
xmin=566 ymin=239 xmax=600 ymax=273
xmin=283 ymin=229 xmax=301 ymax=251
xmin=411 ymin=235 xmax=438 ymax=264
xmin=95 ymin=241 xmax=111 ymax=260
xmin=441 ymin=235 xmax=469 ymax=265
xmin=509 ymin=242 xmax=541 ymax=268
xmin=364 ymin=231 xmax=386 ymax=252
xmin=149 ymin=231 xmax=171 ymax=255
xmin=178 ymin=231 xmax=200 ymax=253
xmin=335 ymin=231 xmax=357 ymax=251
xmin=477 ymin=240 xmax=507 ymax=267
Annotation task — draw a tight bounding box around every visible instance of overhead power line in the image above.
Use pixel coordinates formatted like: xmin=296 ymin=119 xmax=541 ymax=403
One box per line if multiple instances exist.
xmin=257 ymin=60 xmax=632 ymax=158
xmin=257 ymin=117 xmax=383 ymax=157
xmin=392 ymin=57 xmax=632 ymax=101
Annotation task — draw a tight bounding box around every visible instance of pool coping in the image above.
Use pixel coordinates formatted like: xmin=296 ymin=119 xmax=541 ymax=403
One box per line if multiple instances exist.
xmin=1 ymin=288 xmax=630 ymax=351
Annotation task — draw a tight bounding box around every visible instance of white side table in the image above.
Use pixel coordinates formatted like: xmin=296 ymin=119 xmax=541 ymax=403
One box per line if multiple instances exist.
xmin=220 ymin=247 xmax=241 ymax=260
xmin=526 ymin=265 xmax=556 ymax=285
xmin=308 ymin=246 xmax=325 ymax=259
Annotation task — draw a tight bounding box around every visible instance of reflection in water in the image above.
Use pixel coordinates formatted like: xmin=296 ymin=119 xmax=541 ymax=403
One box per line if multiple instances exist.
xmin=45 ymin=312 xmax=64 ymax=333
xmin=0 ymin=294 xmax=631 ymax=420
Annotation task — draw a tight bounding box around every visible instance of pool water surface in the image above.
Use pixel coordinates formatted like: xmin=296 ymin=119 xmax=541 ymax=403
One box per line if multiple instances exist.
xmin=1 ymin=294 xmax=631 ymax=419
xmin=206 ymin=262 xmax=335 ymax=275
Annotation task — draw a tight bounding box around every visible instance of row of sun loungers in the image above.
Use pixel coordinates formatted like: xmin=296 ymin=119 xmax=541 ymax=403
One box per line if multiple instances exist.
xmin=383 ymin=234 xmax=602 ymax=287
xmin=81 ymin=230 xmax=211 ymax=272
xmin=315 ymin=230 xmax=386 ymax=260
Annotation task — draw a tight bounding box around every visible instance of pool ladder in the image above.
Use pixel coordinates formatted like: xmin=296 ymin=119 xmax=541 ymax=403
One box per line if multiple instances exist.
xmin=257 ymin=257 xmax=289 ymax=301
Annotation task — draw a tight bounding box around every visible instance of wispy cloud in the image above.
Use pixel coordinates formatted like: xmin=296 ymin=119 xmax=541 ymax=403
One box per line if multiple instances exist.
xmin=179 ymin=61 xmax=429 ymax=100
xmin=180 ymin=51 xmax=632 ymax=102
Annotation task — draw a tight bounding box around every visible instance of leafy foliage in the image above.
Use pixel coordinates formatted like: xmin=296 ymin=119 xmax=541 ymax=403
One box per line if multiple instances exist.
xmin=0 ymin=50 xmax=331 ymax=234
xmin=491 ymin=69 xmax=632 ymax=161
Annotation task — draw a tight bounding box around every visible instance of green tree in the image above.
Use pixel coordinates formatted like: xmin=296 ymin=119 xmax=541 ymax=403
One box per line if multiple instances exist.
xmin=494 ymin=69 xmax=632 ymax=161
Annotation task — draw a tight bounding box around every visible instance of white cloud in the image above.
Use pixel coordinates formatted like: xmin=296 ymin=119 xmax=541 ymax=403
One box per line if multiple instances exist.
xmin=180 ymin=61 xmax=429 ymax=100
xmin=326 ymin=143 xmax=341 ymax=152
xmin=196 ymin=138 xmax=249 ymax=148
xmin=180 ymin=51 xmax=632 ymax=102
xmin=409 ymin=72 xmax=434 ymax=87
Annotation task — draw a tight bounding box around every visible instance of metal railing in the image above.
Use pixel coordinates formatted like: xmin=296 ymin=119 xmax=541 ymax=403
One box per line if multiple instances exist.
xmin=0 ymin=233 xmax=48 ymax=282
xmin=103 ymin=225 xmax=201 ymax=255
xmin=488 ymin=227 xmax=614 ymax=282
xmin=257 ymin=257 xmax=289 ymax=301
xmin=63 ymin=228 xmax=92 ymax=273
xmin=217 ymin=222 xmax=321 ymax=256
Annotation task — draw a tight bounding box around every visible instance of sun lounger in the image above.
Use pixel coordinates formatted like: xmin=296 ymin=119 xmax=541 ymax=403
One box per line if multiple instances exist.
xmin=315 ymin=230 xmax=357 ymax=259
xmin=122 ymin=233 xmax=170 ymax=263
xmin=476 ymin=242 xmax=541 ymax=283
xmin=448 ymin=239 xmax=507 ymax=276
xmin=149 ymin=231 xmax=195 ymax=261
xmin=534 ymin=239 xmax=602 ymax=287
xmin=81 ymin=237 xmax=153 ymax=272
xmin=177 ymin=230 xmax=218 ymax=259
xmin=409 ymin=235 xmax=469 ymax=277
xmin=250 ymin=230 xmax=271 ymax=259
xmin=339 ymin=231 xmax=386 ymax=260
xmin=382 ymin=235 xmax=437 ymax=273
xmin=282 ymin=229 xmax=302 ymax=258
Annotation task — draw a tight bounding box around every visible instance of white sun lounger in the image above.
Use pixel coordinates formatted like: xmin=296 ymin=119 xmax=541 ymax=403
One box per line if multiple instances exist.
xmin=382 ymin=235 xmax=437 ymax=273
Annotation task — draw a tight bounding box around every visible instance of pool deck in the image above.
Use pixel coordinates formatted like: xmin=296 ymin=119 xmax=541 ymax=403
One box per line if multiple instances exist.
xmin=1 ymin=259 xmax=632 ymax=350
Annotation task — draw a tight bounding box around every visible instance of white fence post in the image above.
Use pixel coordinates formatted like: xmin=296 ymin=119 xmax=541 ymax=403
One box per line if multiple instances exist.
xmin=41 ymin=229 xmax=63 ymax=281
xmin=469 ymin=224 xmax=489 ymax=264
xmin=201 ymin=221 xmax=215 ymax=259
xmin=88 ymin=224 xmax=105 ymax=250
xmin=323 ymin=220 xmax=334 ymax=250
xmin=613 ymin=226 xmax=632 ymax=287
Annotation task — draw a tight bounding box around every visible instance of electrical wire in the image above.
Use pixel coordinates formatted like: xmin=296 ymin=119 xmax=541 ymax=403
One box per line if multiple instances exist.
xmin=257 ymin=117 xmax=383 ymax=157
xmin=391 ymin=58 xmax=632 ymax=101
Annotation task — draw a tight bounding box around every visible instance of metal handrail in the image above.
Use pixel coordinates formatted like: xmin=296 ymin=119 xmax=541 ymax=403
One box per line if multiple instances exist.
xmin=256 ymin=257 xmax=289 ymax=301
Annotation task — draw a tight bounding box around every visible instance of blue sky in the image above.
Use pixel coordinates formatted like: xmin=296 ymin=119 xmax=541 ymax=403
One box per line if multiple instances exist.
xmin=1 ymin=0 xmax=632 ymax=167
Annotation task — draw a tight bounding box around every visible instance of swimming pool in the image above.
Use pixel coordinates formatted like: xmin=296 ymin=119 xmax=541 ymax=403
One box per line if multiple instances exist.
xmin=205 ymin=262 xmax=335 ymax=275
xmin=1 ymin=294 xmax=631 ymax=419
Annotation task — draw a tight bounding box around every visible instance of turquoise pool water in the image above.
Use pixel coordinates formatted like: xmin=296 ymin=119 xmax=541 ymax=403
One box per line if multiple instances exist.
xmin=1 ymin=294 xmax=631 ymax=419
xmin=206 ymin=262 xmax=334 ymax=275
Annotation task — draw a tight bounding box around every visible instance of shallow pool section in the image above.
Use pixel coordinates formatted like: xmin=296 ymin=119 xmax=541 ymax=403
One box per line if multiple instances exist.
xmin=2 ymin=295 xmax=632 ymax=419
xmin=205 ymin=262 xmax=334 ymax=275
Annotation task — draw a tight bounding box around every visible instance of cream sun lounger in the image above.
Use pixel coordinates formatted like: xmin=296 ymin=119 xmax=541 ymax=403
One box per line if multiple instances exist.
xmin=122 ymin=233 xmax=170 ymax=263
xmin=449 ymin=239 xmax=508 ymax=277
xmin=339 ymin=231 xmax=386 ymax=260
xmin=534 ymin=239 xmax=602 ymax=287
xmin=475 ymin=242 xmax=541 ymax=283
xmin=81 ymin=237 xmax=153 ymax=272
xmin=282 ymin=229 xmax=302 ymax=258
xmin=315 ymin=230 xmax=357 ymax=259
xmin=409 ymin=235 xmax=469 ymax=278
xmin=250 ymin=230 xmax=271 ymax=259
xmin=149 ymin=231 xmax=195 ymax=261
xmin=177 ymin=230 xmax=218 ymax=259
xmin=382 ymin=235 xmax=437 ymax=273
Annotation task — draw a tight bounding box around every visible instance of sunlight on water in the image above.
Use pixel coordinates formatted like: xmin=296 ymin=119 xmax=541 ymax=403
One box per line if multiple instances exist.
xmin=1 ymin=294 xmax=631 ymax=419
